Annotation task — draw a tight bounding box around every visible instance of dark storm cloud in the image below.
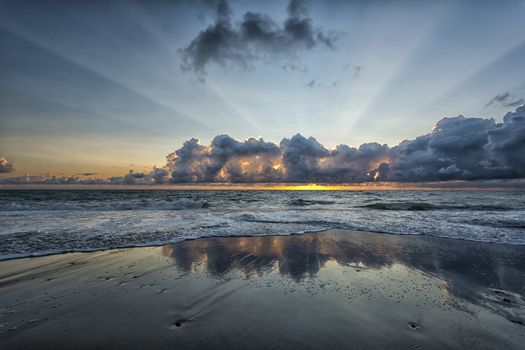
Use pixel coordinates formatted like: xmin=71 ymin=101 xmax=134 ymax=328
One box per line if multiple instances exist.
xmin=179 ymin=0 xmax=339 ymax=79
xmin=279 ymin=134 xmax=330 ymax=181
xmin=151 ymin=167 xmax=169 ymax=184
xmin=485 ymin=92 xmax=524 ymax=108
xmin=486 ymin=106 xmax=525 ymax=174
xmin=159 ymin=133 xmax=385 ymax=183
xmin=167 ymin=135 xmax=281 ymax=183
xmin=120 ymin=170 xmax=147 ymax=184
xmin=0 ymin=156 xmax=15 ymax=173
xmin=154 ymin=105 xmax=525 ymax=183
xmin=281 ymin=135 xmax=389 ymax=182
xmin=390 ymin=116 xmax=499 ymax=181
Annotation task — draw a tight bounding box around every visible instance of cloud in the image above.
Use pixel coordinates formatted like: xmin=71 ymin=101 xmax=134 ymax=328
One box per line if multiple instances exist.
xmin=2 ymin=106 xmax=525 ymax=185
xmin=179 ymin=0 xmax=339 ymax=79
xmin=151 ymin=167 xmax=169 ymax=184
xmin=76 ymin=172 xmax=97 ymax=176
xmin=505 ymin=98 xmax=524 ymax=108
xmin=281 ymin=63 xmax=307 ymax=72
xmin=389 ymin=116 xmax=497 ymax=181
xmin=0 ymin=172 xmax=158 ymax=186
xmin=306 ymin=79 xmax=339 ymax=88
xmin=167 ymin=135 xmax=281 ymax=183
xmin=485 ymin=92 xmax=510 ymax=108
xmin=0 ymin=156 xmax=15 ymax=173
xmin=486 ymin=105 xmax=525 ymax=174
xmin=353 ymin=65 xmax=363 ymax=78
xmin=153 ymin=105 xmax=525 ymax=183
xmin=120 ymin=170 xmax=147 ymax=184
xmin=0 ymin=175 xmax=101 ymax=185
xmin=306 ymin=79 xmax=318 ymax=87
xmin=485 ymin=92 xmax=524 ymax=108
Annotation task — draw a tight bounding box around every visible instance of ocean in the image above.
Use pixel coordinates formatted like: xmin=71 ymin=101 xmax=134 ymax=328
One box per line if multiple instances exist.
xmin=0 ymin=189 xmax=524 ymax=260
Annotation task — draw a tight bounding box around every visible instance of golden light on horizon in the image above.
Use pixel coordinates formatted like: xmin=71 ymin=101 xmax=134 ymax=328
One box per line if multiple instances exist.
xmin=272 ymin=183 xmax=361 ymax=190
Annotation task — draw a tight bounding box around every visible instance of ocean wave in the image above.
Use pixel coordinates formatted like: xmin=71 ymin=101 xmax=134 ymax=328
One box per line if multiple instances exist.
xmin=288 ymin=199 xmax=336 ymax=206
xmin=359 ymin=202 xmax=510 ymax=211
xmin=461 ymin=219 xmax=525 ymax=229
xmin=237 ymin=213 xmax=345 ymax=228
xmin=0 ymin=199 xmax=210 ymax=211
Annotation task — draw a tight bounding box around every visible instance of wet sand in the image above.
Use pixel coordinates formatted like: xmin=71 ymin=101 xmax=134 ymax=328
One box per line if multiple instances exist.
xmin=1 ymin=230 xmax=524 ymax=349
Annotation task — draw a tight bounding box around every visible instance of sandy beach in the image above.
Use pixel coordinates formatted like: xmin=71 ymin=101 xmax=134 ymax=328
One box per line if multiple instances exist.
xmin=1 ymin=229 xmax=524 ymax=349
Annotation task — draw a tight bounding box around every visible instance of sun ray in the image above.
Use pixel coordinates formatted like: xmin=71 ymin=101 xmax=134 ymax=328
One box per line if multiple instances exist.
xmin=0 ymin=20 xmax=218 ymax=133
xmin=334 ymin=2 xmax=448 ymax=145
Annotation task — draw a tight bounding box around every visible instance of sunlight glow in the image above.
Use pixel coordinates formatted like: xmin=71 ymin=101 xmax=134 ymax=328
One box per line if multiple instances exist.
xmin=0 ymin=182 xmax=519 ymax=191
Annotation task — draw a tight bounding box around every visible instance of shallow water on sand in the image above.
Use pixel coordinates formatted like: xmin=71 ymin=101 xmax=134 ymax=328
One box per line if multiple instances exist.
xmin=1 ymin=230 xmax=524 ymax=349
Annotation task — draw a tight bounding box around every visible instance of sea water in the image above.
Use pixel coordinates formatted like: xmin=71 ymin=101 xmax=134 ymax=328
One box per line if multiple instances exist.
xmin=0 ymin=190 xmax=524 ymax=259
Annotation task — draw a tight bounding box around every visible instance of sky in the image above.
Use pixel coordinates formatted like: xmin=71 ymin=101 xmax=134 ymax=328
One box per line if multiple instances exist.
xmin=0 ymin=0 xmax=525 ymax=183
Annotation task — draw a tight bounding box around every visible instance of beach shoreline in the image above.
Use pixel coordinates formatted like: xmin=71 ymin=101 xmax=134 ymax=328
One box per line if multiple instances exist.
xmin=1 ymin=229 xmax=524 ymax=349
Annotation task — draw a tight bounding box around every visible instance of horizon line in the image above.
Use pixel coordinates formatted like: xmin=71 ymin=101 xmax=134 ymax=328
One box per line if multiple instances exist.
xmin=1 ymin=181 xmax=524 ymax=191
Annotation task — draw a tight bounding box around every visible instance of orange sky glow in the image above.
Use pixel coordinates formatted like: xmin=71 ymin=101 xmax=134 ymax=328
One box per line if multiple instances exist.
xmin=1 ymin=181 xmax=523 ymax=191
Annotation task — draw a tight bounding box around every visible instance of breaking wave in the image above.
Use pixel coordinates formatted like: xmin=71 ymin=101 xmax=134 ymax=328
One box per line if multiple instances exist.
xmin=360 ymin=202 xmax=511 ymax=211
xmin=288 ymin=199 xmax=336 ymax=206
